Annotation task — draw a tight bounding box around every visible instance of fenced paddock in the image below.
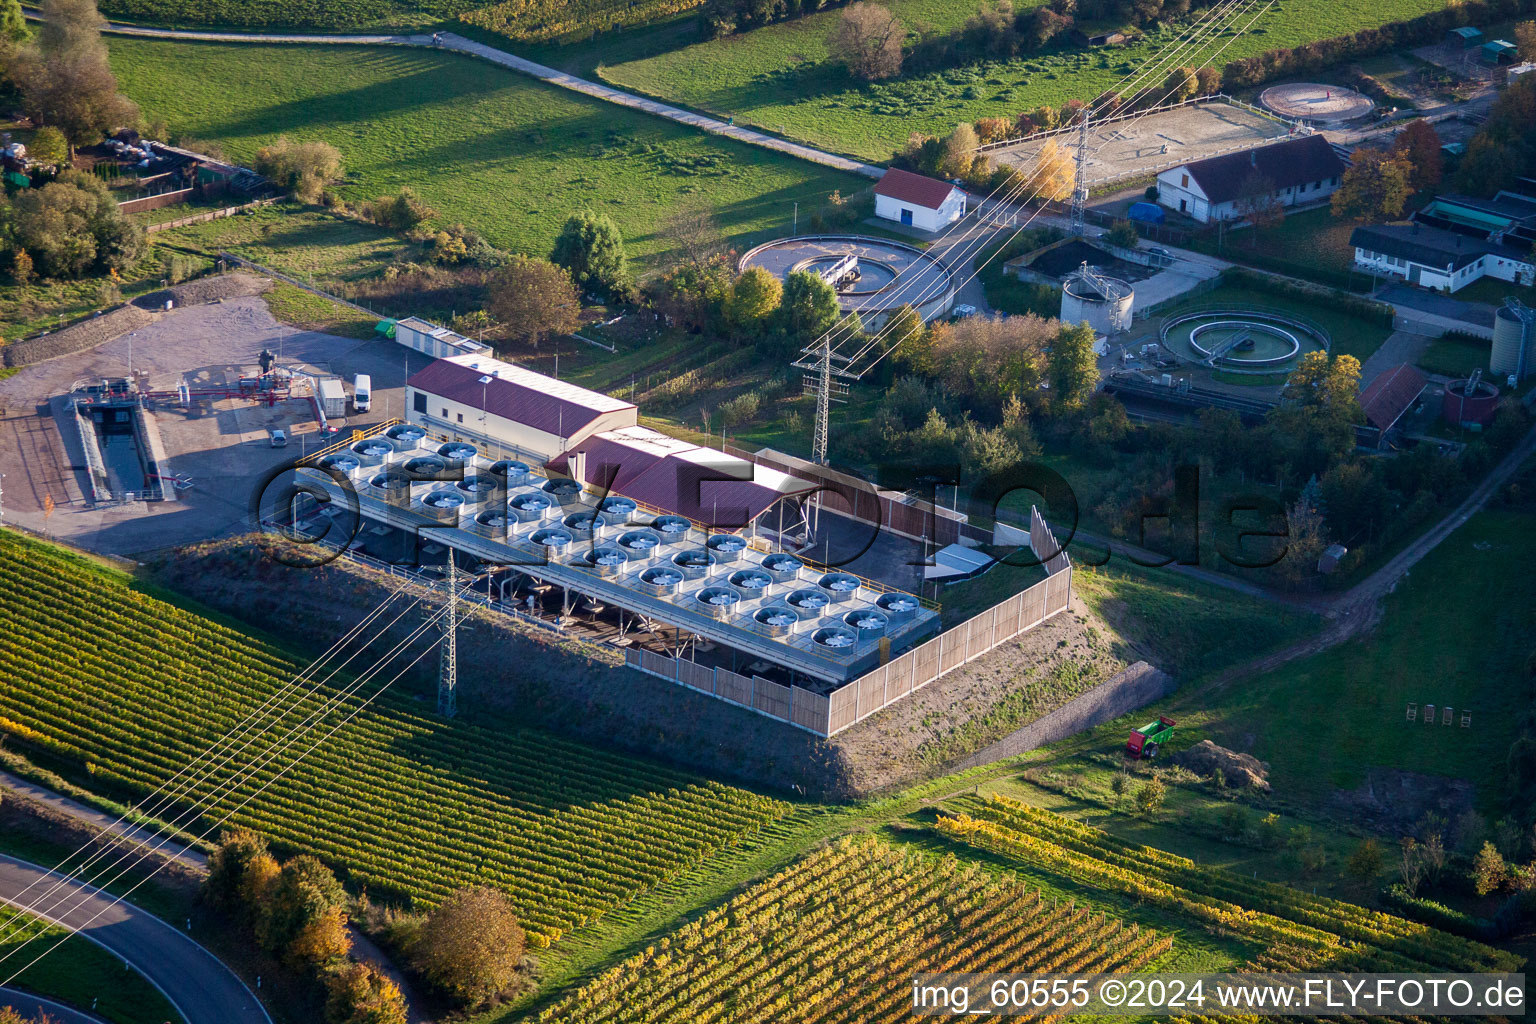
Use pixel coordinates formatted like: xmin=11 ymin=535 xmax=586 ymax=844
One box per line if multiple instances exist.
xmin=984 ymin=96 xmax=1296 ymax=186
xmin=628 ymin=507 xmax=1072 ymax=736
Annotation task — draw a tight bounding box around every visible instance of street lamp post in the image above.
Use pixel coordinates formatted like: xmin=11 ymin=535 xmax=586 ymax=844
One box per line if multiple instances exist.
xmin=479 ymin=375 xmax=492 ymax=452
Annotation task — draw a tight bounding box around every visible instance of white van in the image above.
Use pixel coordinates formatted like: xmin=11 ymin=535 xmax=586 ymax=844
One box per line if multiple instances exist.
xmin=353 ymin=374 xmax=372 ymax=413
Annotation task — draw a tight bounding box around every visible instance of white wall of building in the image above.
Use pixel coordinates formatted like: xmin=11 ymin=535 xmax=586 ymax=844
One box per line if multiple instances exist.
xmin=1354 ymin=246 xmax=1534 ymax=293
xmin=1157 ymin=166 xmax=1342 ymax=224
xmin=405 ymin=386 xmax=634 ymax=462
xmin=875 ymin=189 xmax=965 ymax=232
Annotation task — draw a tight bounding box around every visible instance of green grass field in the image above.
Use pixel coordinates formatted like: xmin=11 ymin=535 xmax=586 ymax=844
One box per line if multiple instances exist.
xmin=600 ymin=0 xmax=1458 ymax=160
xmin=0 ymin=904 xmax=184 ymax=1024
xmin=108 ymin=39 xmax=865 ymax=269
xmin=98 ymin=0 xmax=477 ymax=30
xmin=1199 ymin=504 xmax=1535 ymax=803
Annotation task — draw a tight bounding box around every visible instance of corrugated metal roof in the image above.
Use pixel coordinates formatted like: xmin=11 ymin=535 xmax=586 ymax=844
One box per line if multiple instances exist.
xmin=552 ymin=425 xmax=815 ymax=527
xmin=875 ymin=168 xmax=964 ymax=210
xmin=408 ymin=354 xmax=633 ymax=439
xmin=1359 ymin=363 xmax=1428 ymax=431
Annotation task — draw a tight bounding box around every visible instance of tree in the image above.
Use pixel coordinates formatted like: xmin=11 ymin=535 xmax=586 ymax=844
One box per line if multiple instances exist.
xmin=254 ymin=137 xmax=344 ymax=204
xmin=11 ymin=249 xmax=33 ymax=286
xmin=1346 ymin=838 xmax=1384 ymax=883
xmin=411 ymin=886 xmax=526 ymax=1007
xmin=1282 ymin=350 xmax=1361 ymax=417
xmin=1472 ymin=841 xmax=1506 ymax=896
xmin=205 ymin=829 xmax=271 ymax=907
xmin=1024 ymin=139 xmax=1074 ymax=203
xmin=1105 ymin=219 xmax=1139 ymax=248
xmin=724 ymin=266 xmax=782 ymax=333
xmin=1195 ymin=65 xmax=1222 ymax=95
xmin=1235 ymin=170 xmax=1283 ymax=238
xmin=487 ymin=256 xmax=580 ymax=348
xmin=288 ymin=905 xmax=352 ymax=965
xmin=11 ymin=171 xmax=145 ymax=278
xmin=27 ymin=125 xmax=68 ymax=167
xmin=1330 ymin=148 xmax=1414 ymax=222
xmin=551 ymin=210 xmax=630 ymax=302
xmin=324 ymin=961 xmax=408 ymax=1024
xmin=778 ymin=269 xmax=839 ymax=342
xmin=1391 ymin=119 xmax=1444 ymax=192
xmin=1163 ymin=66 xmax=1199 ymax=103
xmin=1514 ymin=20 xmax=1536 ymax=61
xmin=1318 ymin=460 xmax=1391 ymax=545
xmin=19 ymin=0 xmax=138 ymax=150
xmin=256 ymin=855 xmax=349 ymax=959
xmin=1049 ymin=321 xmax=1099 ymax=411
xmin=660 ymin=204 xmax=726 ymax=276
xmin=1398 ymin=837 xmax=1426 ymax=896
xmin=0 ymin=0 xmax=28 ymax=43
xmin=938 ymin=123 xmax=977 ymax=180
xmin=375 ymin=187 xmax=436 ymax=232
xmin=828 ymin=2 xmax=904 ymax=81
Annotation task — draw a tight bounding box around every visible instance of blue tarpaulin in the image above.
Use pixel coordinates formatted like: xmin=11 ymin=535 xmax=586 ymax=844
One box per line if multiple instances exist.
xmin=1127 ymin=201 xmax=1165 ymax=223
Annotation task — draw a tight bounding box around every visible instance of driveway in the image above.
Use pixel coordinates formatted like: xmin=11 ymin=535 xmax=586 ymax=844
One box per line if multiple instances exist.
xmin=1378 ymin=284 xmax=1496 ymax=329
xmin=0 ymin=855 xmax=269 ymax=1024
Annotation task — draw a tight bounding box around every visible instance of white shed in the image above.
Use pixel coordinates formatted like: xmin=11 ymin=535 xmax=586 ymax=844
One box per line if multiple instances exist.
xmin=316 ymin=377 xmax=346 ymax=418
xmin=874 ymin=168 xmax=966 ymax=232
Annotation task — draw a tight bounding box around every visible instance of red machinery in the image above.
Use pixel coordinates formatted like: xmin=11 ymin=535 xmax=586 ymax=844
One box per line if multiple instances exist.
xmin=1126 ymin=716 xmax=1175 ymax=760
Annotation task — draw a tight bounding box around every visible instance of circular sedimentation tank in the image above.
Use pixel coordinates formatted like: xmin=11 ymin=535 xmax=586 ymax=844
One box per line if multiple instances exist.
xmin=1442 ymin=377 xmax=1500 ymax=426
xmin=1160 ymin=308 xmax=1329 ymax=375
xmin=738 ymin=235 xmax=958 ymax=326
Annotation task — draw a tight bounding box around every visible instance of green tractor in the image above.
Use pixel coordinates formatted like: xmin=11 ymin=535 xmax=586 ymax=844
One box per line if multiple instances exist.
xmin=1125 ymin=716 xmax=1175 ymax=760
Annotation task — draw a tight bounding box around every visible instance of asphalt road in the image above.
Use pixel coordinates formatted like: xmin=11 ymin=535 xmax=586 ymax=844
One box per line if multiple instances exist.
xmin=0 ymin=855 xmax=269 ymax=1024
xmin=0 ymin=987 xmax=108 ymax=1024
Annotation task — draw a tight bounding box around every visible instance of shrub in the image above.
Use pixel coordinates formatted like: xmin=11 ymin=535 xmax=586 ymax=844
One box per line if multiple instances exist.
xmin=411 ymin=885 xmax=526 ymax=1007
xmin=324 ymin=961 xmax=407 ymax=1024
xmin=255 ymin=137 xmax=343 ymax=204
xmin=204 ymin=828 xmax=270 ymax=907
xmin=1134 ymin=775 xmax=1166 ymax=815
xmin=551 ymin=210 xmax=630 ymax=302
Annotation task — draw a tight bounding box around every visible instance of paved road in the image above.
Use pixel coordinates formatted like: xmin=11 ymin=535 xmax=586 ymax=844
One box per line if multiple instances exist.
xmin=64 ymin=18 xmax=884 ymax=179
xmin=0 ymin=855 xmax=269 ymax=1024
xmin=0 ymin=987 xmax=109 ymax=1024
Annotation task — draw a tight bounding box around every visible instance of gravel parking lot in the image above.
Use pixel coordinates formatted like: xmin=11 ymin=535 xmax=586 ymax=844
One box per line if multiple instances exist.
xmin=0 ymin=294 xmax=433 ymax=556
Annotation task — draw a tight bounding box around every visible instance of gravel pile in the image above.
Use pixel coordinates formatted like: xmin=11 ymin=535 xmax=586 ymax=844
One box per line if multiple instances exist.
xmin=2 ymin=304 xmax=154 ymax=368
xmin=134 ymin=272 xmax=273 ymax=311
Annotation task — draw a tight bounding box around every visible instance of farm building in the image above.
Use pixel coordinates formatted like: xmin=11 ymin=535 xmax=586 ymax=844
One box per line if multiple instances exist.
xmin=873 ymin=168 xmax=966 ymax=232
xmin=1446 ymin=25 xmax=1484 ymax=47
xmin=405 ymin=352 xmax=637 ymax=461
xmin=1481 ymin=39 xmax=1518 ymax=65
xmin=1154 ymin=134 xmax=1344 ymax=224
xmin=1350 ymin=207 xmax=1535 ymax=293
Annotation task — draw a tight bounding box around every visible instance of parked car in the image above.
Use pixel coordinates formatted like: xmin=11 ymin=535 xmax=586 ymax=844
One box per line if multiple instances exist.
xmin=269 ymin=427 xmax=288 ymax=447
xmin=950 ymin=304 xmax=977 ymax=320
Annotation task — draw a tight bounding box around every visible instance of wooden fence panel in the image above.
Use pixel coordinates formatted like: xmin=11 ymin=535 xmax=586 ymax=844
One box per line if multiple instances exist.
xmin=790 ymin=687 xmax=830 ymax=733
xmin=677 ymin=659 xmax=714 ymax=692
xmin=913 ymin=638 xmax=942 ymax=688
xmin=639 ymin=649 xmax=678 ymax=679
xmin=967 ymin=606 xmax=996 ymax=661
xmin=754 ymin=677 xmax=791 ymax=720
xmin=887 ymin=651 xmax=916 ymax=698
xmin=827 ymin=684 xmax=858 ymax=733
xmin=857 ymin=671 xmax=885 ymax=719
xmin=716 ymin=669 xmax=754 ymax=706
xmin=1020 ymin=581 xmax=1047 ymax=627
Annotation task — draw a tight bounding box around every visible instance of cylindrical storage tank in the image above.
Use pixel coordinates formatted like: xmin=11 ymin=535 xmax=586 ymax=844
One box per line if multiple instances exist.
xmin=508 ymin=491 xmax=554 ymax=523
xmin=728 ymin=568 xmax=774 ymax=604
xmin=1061 ymin=269 xmax=1134 ymax=336
xmin=761 ymin=552 xmax=804 ymax=584
xmin=694 ymin=586 xmax=741 ymax=620
xmin=818 ymin=572 xmax=862 ymax=603
xmin=367 ymin=470 xmax=412 ymax=507
xmin=753 ymin=604 xmax=800 ymax=637
xmin=456 ymin=474 xmax=500 ymax=506
xmin=1490 ymin=304 xmax=1535 ymax=381
xmin=843 ymin=608 xmax=888 ymax=639
xmin=386 ymin=423 xmax=428 ymax=451
xmin=812 ymin=625 xmax=859 ymax=650
xmin=349 ymin=438 xmax=393 ymax=466
xmin=562 ymin=511 xmax=608 ymax=540
xmin=707 ymin=534 xmax=747 ymax=563
xmin=529 ymin=528 xmax=572 ymax=557
xmin=404 ymin=455 xmax=448 ymax=482
xmin=1441 ymin=378 xmax=1500 ymax=427
xmin=582 ymin=544 xmax=629 ymax=578
xmin=319 ymin=452 xmax=361 ymax=477
xmin=652 ymin=515 xmax=692 ymax=544
xmin=638 ymin=565 xmax=683 ymax=596
xmin=488 ymin=459 xmax=531 ymax=490
xmin=671 ymin=549 xmax=715 ymax=580
xmin=436 ymin=442 xmax=478 ymax=471
xmin=617 ymin=529 xmax=662 ymax=563
xmin=418 ymin=488 xmax=464 ymax=524
xmin=468 ymin=507 xmax=511 ymax=540
xmin=786 ymin=588 xmax=830 ymax=618
xmin=876 ymin=592 xmax=921 ymax=622
xmin=598 ymin=496 xmax=638 ymax=524
xmin=541 ymin=477 xmax=584 ymax=506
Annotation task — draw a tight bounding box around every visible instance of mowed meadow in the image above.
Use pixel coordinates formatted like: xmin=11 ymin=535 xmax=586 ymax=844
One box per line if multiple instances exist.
xmin=600 ymin=0 xmax=1459 ymax=160
xmin=107 ymin=39 xmax=865 ymax=267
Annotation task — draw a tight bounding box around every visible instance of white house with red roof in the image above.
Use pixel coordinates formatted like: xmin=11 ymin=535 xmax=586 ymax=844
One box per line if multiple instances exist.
xmin=874 ymin=168 xmax=966 ymax=232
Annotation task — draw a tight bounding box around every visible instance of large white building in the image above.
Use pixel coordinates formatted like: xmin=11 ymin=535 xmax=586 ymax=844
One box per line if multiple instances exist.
xmin=405 ymin=352 xmax=637 ymax=462
xmin=1155 ymin=134 xmax=1344 ymax=224
xmin=874 ymin=168 xmax=966 ymax=232
xmin=1350 ymin=193 xmax=1536 ymax=293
